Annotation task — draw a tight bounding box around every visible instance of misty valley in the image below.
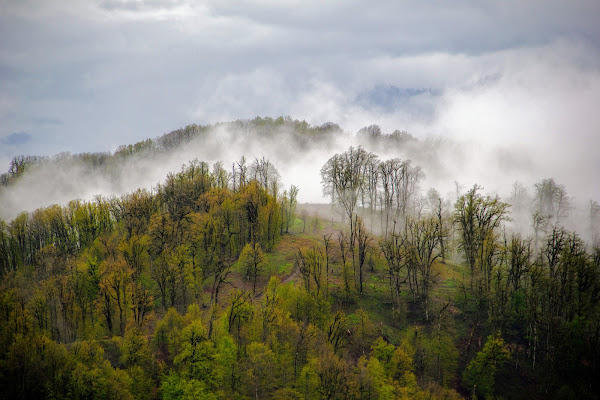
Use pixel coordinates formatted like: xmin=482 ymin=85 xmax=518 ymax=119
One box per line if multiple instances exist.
xmin=0 ymin=117 xmax=599 ymax=399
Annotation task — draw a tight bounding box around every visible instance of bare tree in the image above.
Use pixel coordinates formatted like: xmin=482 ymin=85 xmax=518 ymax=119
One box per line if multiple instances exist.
xmin=321 ymin=146 xmax=374 ymax=226
xmin=296 ymin=246 xmax=325 ymax=296
xmin=454 ymin=185 xmax=510 ymax=291
xmin=378 ymin=158 xmax=424 ymax=236
xmin=380 ymin=221 xmax=406 ymax=301
xmin=534 ymin=178 xmax=570 ymax=225
xmin=321 ymin=146 xmax=376 ymax=276
xmin=379 ymin=158 xmax=400 ymax=236
xmin=427 ymin=188 xmax=449 ymax=263
xmin=250 ymin=156 xmax=281 ymax=197
xmin=300 ymin=209 xmax=308 ymax=233
xmin=510 ymin=181 xmax=530 ymax=215
xmin=286 ymin=185 xmax=299 ymax=233
xmin=323 ymin=233 xmax=333 ymax=297
xmin=338 ymin=230 xmax=351 ymax=295
xmin=232 ymin=156 xmax=248 ymax=191
xmin=212 ymin=161 xmax=230 ymax=189
xmin=532 ymin=211 xmax=550 ymax=251
xmin=405 ymin=217 xmax=441 ymax=321
xmin=396 ymin=160 xmax=424 ymax=220
xmin=356 ymin=217 xmax=372 ymax=294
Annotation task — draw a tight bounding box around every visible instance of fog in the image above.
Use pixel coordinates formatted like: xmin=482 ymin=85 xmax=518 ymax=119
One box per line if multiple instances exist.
xmin=2 ymin=3 xmax=599 ymax=188
xmin=1 ymin=114 xmax=598 ymax=247
xmin=2 ymin=11 xmax=599 ymax=245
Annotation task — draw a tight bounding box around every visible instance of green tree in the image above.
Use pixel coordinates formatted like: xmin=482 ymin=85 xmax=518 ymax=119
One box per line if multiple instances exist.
xmin=454 ymin=185 xmax=509 ymax=292
xmin=174 ymin=320 xmax=216 ymax=385
xmin=241 ymin=342 xmax=277 ymax=399
xmin=284 ymin=185 xmax=299 ymax=234
xmin=153 ymin=307 xmax=184 ymax=364
xmin=120 ymin=327 xmax=152 ymax=370
xmin=239 ymin=242 xmax=267 ymax=295
xmin=462 ymin=331 xmax=510 ymax=398
xmin=161 ymin=372 xmax=217 ymax=400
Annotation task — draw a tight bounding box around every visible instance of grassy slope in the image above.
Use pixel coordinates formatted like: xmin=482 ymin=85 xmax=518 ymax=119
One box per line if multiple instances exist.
xmin=240 ymin=213 xmax=472 ymax=392
xmin=196 ymin=209 xmax=545 ymax=398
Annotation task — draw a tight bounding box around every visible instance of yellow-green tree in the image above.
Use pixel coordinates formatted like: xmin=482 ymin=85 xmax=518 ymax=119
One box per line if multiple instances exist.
xmin=462 ymin=331 xmax=510 ymax=398
xmin=240 ymin=242 xmax=267 ymax=295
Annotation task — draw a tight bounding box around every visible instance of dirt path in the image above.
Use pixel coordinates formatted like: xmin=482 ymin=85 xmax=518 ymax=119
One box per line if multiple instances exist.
xmin=281 ymin=264 xmax=299 ymax=284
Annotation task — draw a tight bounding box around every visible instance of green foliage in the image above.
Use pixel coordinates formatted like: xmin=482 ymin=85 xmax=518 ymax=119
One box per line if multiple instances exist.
xmin=120 ymin=327 xmax=152 ymax=370
xmin=174 ymin=320 xmax=215 ymax=384
xmin=153 ymin=307 xmax=184 ymax=363
xmin=212 ymin=334 xmax=237 ymax=392
xmin=2 ymin=143 xmax=600 ymax=399
xmin=241 ymin=342 xmax=277 ymax=398
xmin=239 ymin=242 xmax=267 ymax=294
xmin=454 ymin=185 xmax=510 ymax=292
xmin=462 ymin=331 xmax=510 ymax=398
xmin=363 ymin=356 xmax=397 ymax=399
xmin=297 ymin=358 xmax=321 ymax=400
xmin=280 ymin=284 xmax=331 ymax=328
xmin=126 ymin=365 xmax=153 ymax=400
xmin=160 ymin=372 xmax=217 ymax=400
xmin=272 ymin=387 xmax=304 ymax=399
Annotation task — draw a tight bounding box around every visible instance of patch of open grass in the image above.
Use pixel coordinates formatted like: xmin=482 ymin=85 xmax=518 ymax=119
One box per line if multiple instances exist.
xmin=264 ymin=233 xmax=321 ymax=278
xmin=276 ymin=262 xmax=292 ymax=275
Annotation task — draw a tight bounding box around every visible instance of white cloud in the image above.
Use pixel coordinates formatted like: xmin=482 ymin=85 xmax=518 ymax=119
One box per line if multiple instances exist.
xmin=1 ymin=0 xmax=600 ymax=219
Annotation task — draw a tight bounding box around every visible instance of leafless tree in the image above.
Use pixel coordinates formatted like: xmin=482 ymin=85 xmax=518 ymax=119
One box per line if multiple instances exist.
xmin=534 ymin=178 xmax=570 ymax=225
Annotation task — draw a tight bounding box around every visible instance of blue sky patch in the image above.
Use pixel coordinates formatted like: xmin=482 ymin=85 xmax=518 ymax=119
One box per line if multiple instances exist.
xmin=1 ymin=132 xmax=32 ymax=146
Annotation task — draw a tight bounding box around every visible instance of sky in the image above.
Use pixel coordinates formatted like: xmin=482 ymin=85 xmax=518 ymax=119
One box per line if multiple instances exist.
xmin=1 ymin=0 xmax=600 ymax=209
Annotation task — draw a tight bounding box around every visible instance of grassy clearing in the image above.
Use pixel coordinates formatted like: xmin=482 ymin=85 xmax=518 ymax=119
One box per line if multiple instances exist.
xmin=266 ymin=232 xmax=321 ymax=277
xmin=244 ymin=213 xmax=475 ymax=355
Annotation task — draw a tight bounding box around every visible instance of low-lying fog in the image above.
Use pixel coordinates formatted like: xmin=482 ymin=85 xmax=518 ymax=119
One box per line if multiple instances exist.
xmin=1 ymin=119 xmax=598 ymax=246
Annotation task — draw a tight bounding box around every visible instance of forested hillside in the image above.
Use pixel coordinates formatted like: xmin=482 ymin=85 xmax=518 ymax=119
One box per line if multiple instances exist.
xmin=0 ymin=117 xmax=423 ymax=222
xmin=0 ymin=120 xmax=599 ymax=399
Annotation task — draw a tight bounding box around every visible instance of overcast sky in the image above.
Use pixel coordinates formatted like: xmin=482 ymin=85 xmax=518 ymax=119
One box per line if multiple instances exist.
xmin=1 ymin=0 xmax=600 ymax=202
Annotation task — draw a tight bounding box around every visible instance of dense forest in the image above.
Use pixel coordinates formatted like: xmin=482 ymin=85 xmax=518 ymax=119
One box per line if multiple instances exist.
xmin=0 ymin=118 xmax=599 ymax=399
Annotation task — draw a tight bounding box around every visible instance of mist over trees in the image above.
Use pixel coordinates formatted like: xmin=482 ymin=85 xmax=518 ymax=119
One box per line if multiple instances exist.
xmin=0 ymin=116 xmax=507 ymax=224
xmin=0 ymin=117 xmax=599 ymax=399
